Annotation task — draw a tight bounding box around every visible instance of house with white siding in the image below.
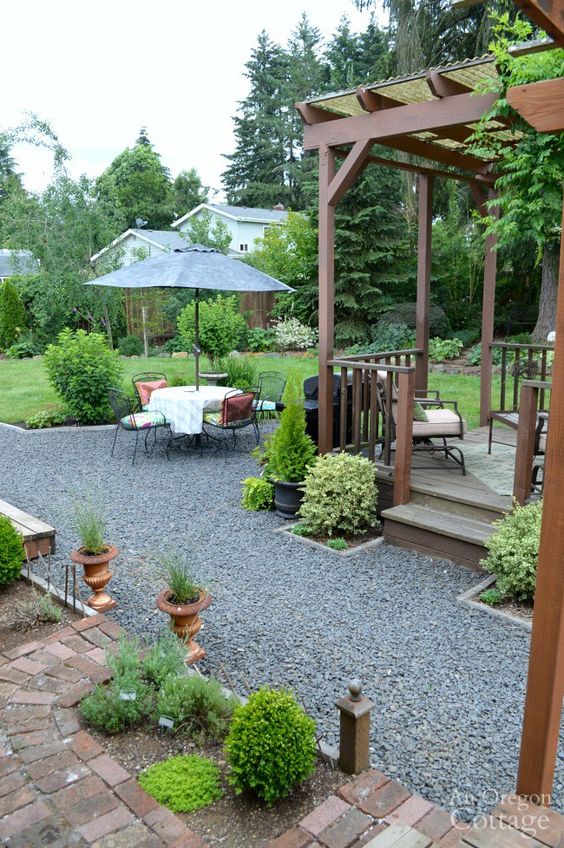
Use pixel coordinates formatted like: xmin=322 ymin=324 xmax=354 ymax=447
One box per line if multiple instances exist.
xmin=0 ymin=249 xmax=39 ymax=282
xmin=171 ymin=204 xmax=288 ymax=255
xmin=90 ymin=229 xmax=188 ymax=270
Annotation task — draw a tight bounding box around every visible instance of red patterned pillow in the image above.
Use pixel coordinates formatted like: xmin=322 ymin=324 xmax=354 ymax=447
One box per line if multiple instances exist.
xmin=136 ymin=380 xmax=168 ymax=406
xmin=218 ymin=393 xmax=254 ymax=425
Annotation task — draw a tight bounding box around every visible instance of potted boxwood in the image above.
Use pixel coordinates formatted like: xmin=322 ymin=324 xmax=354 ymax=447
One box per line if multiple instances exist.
xmin=70 ymin=501 xmax=118 ymax=612
xmin=260 ymin=377 xmax=317 ymax=518
xmin=156 ymin=556 xmax=212 ymax=665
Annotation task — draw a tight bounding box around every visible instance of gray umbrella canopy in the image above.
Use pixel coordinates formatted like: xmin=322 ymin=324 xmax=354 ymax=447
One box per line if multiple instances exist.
xmin=85 ymin=244 xmax=293 ymax=293
xmin=86 ymin=244 xmax=293 ymax=390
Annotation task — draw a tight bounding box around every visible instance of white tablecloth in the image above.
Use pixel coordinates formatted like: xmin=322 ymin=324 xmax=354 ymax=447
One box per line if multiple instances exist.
xmin=147 ymin=385 xmax=237 ymax=435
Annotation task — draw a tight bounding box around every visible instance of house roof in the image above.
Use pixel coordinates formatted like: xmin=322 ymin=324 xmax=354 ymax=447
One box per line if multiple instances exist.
xmin=90 ymin=229 xmax=187 ymax=264
xmin=172 ymin=203 xmax=288 ymax=229
xmin=0 ymin=249 xmax=39 ymax=278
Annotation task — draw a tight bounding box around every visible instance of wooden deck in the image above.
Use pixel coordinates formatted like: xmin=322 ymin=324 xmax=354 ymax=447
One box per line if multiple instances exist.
xmin=0 ymin=499 xmax=56 ymax=560
xmin=378 ymin=428 xmax=515 ymax=569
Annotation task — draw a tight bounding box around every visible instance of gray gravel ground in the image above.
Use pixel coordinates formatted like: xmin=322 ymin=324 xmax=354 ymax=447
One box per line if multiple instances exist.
xmin=2 ymin=422 xmax=562 ymax=820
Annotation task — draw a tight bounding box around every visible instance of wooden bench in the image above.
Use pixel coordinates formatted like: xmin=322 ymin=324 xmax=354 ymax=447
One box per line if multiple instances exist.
xmin=0 ymin=499 xmax=56 ymax=560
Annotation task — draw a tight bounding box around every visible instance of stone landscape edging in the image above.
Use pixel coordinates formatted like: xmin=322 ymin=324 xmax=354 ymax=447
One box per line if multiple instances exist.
xmin=0 ymin=422 xmax=115 ymax=435
xmin=274 ymin=523 xmax=385 ymax=557
xmin=457 ymin=575 xmax=532 ymax=631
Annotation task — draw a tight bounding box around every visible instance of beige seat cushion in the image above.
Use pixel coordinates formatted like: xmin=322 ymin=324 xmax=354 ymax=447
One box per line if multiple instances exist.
xmin=539 ymin=433 xmax=547 ymax=453
xmin=411 ymin=408 xmax=467 ymax=438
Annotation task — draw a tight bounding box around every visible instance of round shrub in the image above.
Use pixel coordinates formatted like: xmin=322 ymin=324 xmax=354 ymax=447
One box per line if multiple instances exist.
xmin=177 ymin=295 xmax=247 ymax=366
xmin=139 ymin=755 xmax=222 ymax=813
xmin=273 ymin=317 xmax=317 ymax=351
xmin=118 ymin=334 xmax=144 ymax=356
xmin=225 ymin=687 xmax=316 ymax=804
xmin=299 ymin=453 xmax=379 ymax=537
xmin=481 ymin=500 xmax=542 ymax=602
xmin=0 ymin=516 xmax=24 ymax=587
xmin=44 ymin=329 xmax=123 ymax=424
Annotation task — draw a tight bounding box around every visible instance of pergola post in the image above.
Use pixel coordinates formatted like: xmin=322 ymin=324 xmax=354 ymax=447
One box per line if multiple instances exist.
xmin=479 ymin=194 xmax=499 ymax=428
xmin=318 ymin=145 xmax=336 ymax=455
xmin=516 ymin=196 xmax=564 ymax=801
xmin=415 ymin=174 xmax=433 ymax=392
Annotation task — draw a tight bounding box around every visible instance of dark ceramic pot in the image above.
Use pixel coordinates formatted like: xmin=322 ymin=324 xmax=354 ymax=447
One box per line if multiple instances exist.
xmin=274 ymin=480 xmax=304 ymax=519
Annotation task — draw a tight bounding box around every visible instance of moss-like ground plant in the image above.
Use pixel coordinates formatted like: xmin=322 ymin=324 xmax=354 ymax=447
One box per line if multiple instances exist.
xmin=139 ymin=755 xmax=222 ymax=812
xmin=225 ymin=687 xmax=316 ymax=804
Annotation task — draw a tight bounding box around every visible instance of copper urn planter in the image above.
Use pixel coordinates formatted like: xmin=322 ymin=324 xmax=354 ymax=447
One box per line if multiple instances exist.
xmin=70 ymin=545 xmax=119 ymax=612
xmin=156 ymin=588 xmax=212 ymax=665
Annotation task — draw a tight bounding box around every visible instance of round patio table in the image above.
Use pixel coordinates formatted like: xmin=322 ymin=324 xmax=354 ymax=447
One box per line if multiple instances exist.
xmin=147 ymin=385 xmax=237 ymax=435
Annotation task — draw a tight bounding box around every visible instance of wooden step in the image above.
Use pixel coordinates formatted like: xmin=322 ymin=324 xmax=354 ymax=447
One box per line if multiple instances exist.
xmin=0 ymin=499 xmax=56 ymax=559
xmin=382 ymin=504 xmax=494 ymax=570
xmin=409 ymin=480 xmax=510 ymax=524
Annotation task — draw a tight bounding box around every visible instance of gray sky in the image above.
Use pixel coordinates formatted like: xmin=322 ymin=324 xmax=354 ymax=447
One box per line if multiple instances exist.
xmin=4 ymin=0 xmax=385 ymax=199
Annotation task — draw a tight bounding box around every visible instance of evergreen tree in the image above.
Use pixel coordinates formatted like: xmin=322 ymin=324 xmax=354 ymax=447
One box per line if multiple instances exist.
xmin=222 ymin=31 xmax=291 ymax=208
xmin=96 ymin=131 xmax=174 ymax=229
xmin=173 ymin=168 xmax=208 ymax=217
xmin=0 ymin=279 xmax=27 ymax=349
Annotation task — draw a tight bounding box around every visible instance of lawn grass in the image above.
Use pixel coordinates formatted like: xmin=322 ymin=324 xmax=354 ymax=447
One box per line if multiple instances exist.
xmin=0 ymin=353 xmax=495 ymax=429
xmin=0 ymin=354 xmax=319 ymax=425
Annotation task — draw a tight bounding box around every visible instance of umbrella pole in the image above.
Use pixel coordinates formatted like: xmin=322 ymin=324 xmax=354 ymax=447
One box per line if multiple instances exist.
xmin=195 ymin=288 xmax=200 ymax=391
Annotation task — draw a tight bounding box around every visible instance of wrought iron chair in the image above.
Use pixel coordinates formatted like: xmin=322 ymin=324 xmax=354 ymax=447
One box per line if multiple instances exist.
xmin=131 ymin=372 xmax=168 ymax=410
xmin=108 ymin=388 xmax=171 ymax=465
xmin=254 ymin=371 xmax=287 ymax=416
xmin=376 ymin=373 xmax=467 ymax=473
xmin=202 ymin=389 xmax=259 ymax=452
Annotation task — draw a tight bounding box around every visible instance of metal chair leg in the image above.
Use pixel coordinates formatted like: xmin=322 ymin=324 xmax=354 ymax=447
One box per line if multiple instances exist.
xmin=132 ymin=431 xmax=139 ymax=466
xmin=488 ymin=419 xmax=493 ymax=454
xmin=111 ymin=425 xmax=119 ymax=457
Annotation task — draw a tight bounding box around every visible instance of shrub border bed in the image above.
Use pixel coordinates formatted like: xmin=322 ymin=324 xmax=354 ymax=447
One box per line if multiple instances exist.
xmin=274 ymin=523 xmax=385 ymax=558
xmin=457 ymin=575 xmax=532 ymax=631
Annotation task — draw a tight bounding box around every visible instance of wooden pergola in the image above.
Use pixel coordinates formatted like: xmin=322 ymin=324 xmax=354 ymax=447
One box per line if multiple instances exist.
xmin=298 ymin=0 xmax=563 ymax=804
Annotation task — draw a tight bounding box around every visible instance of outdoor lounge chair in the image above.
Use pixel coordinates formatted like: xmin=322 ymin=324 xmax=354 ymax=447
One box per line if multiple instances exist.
xmin=132 ymin=372 xmax=168 ymax=410
xmin=108 ymin=388 xmax=171 ymax=465
xmin=376 ymin=373 xmax=467 ymax=473
xmin=202 ymin=389 xmax=259 ymax=452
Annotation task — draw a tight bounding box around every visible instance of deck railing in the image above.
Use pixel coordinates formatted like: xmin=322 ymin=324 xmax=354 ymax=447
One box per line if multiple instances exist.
xmin=327 ymin=348 xmax=422 ymax=505
xmin=513 ymin=380 xmax=552 ymax=504
xmin=492 ymin=342 xmax=553 ymax=415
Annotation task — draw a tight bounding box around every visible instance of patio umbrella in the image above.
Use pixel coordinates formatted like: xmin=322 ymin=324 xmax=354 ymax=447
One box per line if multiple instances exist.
xmin=86 ymin=245 xmax=293 ymax=389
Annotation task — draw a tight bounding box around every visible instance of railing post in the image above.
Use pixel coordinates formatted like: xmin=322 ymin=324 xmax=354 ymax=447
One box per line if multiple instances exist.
xmin=393 ymin=371 xmax=415 ymax=506
xmin=513 ymin=383 xmax=539 ymax=505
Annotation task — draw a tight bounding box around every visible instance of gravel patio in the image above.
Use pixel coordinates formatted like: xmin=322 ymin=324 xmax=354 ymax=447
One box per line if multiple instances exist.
xmin=2 ymin=422 xmax=562 ymax=819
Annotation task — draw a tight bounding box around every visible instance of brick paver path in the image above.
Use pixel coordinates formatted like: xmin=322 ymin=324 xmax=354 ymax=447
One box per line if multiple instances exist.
xmin=0 ymin=613 xmax=207 ymax=847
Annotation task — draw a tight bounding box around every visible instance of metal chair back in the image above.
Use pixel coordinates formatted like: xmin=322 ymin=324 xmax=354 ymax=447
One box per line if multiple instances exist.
xmin=257 ymin=371 xmax=286 ymax=404
xmin=108 ymin=388 xmax=134 ymax=428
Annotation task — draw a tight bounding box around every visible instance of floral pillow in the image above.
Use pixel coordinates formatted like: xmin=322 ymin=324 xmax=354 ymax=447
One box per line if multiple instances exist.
xmin=136 ymin=380 xmax=168 ymax=406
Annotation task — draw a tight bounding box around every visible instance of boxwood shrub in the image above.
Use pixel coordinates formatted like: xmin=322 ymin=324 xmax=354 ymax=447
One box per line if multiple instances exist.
xmin=299 ymin=452 xmax=378 ymax=537
xmin=0 ymin=516 xmax=24 ymax=587
xmin=481 ymin=500 xmax=542 ymax=602
xmin=225 ymin=687 xmax=316 ymax=804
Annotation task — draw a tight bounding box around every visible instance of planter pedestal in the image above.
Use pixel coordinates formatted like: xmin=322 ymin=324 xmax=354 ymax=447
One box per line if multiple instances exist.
xmin=70 ymin=545 xmax=119 ymax=612
xmin=156 ymin=588 xmax=212 ymax=665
